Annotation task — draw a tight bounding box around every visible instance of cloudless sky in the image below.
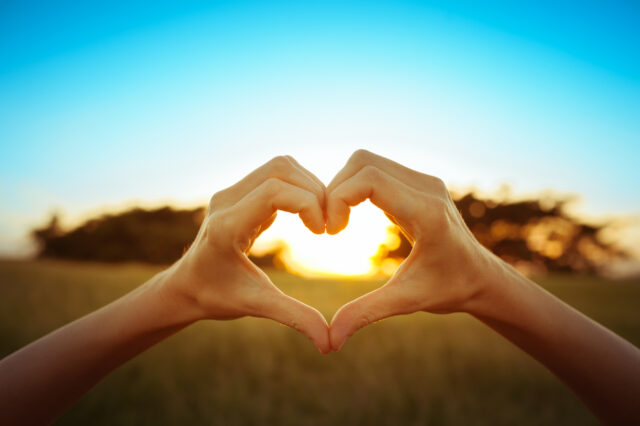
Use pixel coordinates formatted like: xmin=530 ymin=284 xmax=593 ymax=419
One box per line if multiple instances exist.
xmin=1 ymin=0 xmax=639 ymax=258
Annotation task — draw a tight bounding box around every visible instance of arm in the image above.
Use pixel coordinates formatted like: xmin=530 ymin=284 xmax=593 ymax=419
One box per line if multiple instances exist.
xmin=0 ymin=270 xmax=194 ymax=425
xmin=0 ymin=155 xmax=331 ymax=425
xmin=326 ymin=149 xmax=640 ymax=425
xmin=474 ymin=257 xmax=640 ymax=424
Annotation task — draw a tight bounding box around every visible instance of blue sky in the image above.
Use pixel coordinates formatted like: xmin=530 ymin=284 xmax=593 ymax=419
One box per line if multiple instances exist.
xmin=0 ymin=0 xmax=639 ymax=256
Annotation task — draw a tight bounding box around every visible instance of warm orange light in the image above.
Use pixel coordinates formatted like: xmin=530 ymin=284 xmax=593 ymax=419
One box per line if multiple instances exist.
xmin=251 ymin=202 xmax=398 ymax=278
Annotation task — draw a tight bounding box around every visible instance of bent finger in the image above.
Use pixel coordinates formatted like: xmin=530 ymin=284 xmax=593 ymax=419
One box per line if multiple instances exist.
xmin=256 ymin=211 xmax=278 ymax=238
xmin=326 ymin=165 xmax=419 ymax=234
xmin=232 ymin=178 xmax=325 ymax=235
xmin=328 ymin=149 xmax=439 ymax=195
xmin=286 ymin=156 xmax=327 ymax=200
xmin=213 ymin=156 xmax=326 ymax=210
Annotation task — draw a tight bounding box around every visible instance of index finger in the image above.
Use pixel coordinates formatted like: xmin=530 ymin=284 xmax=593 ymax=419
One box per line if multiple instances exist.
xmin=213 ymin=156 xmax=326 ymax=211
xmin=328 ymin=149 xmax=441 ymax=194
xmin=231 ymin=177 xmax=325 ymax=236
xmin=326 ymin=165 xmax=421 ymax=234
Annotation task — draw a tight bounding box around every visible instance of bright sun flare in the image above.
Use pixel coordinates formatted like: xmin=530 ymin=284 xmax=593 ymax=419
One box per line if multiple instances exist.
xmin=251 ymin=202 xmax=401 ymax=278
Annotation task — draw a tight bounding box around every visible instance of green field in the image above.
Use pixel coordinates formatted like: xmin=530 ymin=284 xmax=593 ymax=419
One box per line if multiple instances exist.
xmin=1 ymin=260 xmax=639 ymax=425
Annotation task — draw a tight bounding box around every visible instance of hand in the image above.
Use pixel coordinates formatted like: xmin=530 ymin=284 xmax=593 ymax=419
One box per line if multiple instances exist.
xmin=326 ymin=150 xmax=496 ymax=351
xmin=165 ymin=156 xmax=331 ymax=353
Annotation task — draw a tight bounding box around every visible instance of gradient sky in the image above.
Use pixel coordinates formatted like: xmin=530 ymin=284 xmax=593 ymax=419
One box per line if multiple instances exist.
xmin=1 ymin=0 xmax=639 ymax=259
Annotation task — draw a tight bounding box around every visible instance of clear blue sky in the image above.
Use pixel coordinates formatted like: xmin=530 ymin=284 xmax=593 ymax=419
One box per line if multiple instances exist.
xmin=1 ymin=0 xmax=639 ymax=256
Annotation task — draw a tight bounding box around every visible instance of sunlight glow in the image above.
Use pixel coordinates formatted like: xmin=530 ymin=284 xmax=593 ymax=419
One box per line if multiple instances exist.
xmin=252 ymin=202 xmax=399 ymax=278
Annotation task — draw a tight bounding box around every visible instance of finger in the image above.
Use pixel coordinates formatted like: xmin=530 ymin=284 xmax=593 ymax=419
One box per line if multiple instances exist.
xmin=329 ymin=282 xmax=411 ymax=351
xmin=326 ymin=165 xmax=420 ymax=234
xmin=256 ymin=212 xmax=278 ymax=238
xmin=254 ymin=290 xmax=331 ymax=354
xmin=245 ymin=212 xmax=278 ymax=253
xmin=212 ymin=156 xmax=326 ymax=210
xmin=232 ymin=177 xmax=325 ymax=235
xmin=328 ymin=149 xmax=439 ymax=194
xmin=286 ymin=156 xmax=327 ymax=198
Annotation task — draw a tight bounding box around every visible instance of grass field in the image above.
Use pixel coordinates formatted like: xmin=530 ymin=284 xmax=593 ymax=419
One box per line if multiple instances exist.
xmin=1 ymin=260 xmax=639 ymax=425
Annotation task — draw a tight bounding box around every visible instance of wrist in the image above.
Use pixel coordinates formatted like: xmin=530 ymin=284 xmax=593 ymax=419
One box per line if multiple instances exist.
xmin=146 ymin=261 xmax=206 ymax=325
xmin=461 ymin=244 xmax=520 ymax=318
xmin=465 ymin=249 xmax=543 ymax=329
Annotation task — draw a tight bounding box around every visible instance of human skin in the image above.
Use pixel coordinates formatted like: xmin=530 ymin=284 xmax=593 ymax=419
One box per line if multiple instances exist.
xmin=1 ymin=151 xmax=639 ymax=425
xmin=326 ymin=149 xmax=640 ymax=425
xmin=0 ymin=156 xmax=331 ymax=425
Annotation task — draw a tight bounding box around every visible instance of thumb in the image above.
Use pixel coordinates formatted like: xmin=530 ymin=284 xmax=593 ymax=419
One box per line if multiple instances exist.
xmin=329 ymin=282 xmax=411 ymax=351
xmin=253 ymin=289 xmax=331 ymax=354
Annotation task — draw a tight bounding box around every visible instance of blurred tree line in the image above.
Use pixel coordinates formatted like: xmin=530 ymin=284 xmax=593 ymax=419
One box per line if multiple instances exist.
xmin=32 ymin=193 xmax=625 ymax=275
xmin=33 ymin=207 xmax=204 ymax=264
xmin=378 ymin=194 xmax=624 ymax=275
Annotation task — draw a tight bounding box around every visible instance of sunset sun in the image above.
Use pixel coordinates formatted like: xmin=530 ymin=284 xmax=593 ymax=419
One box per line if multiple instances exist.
xmin=251 ymin=202 xmax=401 ymax=278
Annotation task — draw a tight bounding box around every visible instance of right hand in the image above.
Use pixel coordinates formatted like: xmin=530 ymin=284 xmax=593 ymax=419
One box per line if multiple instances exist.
xmin=327 ymin=150 xmax=498 ymax=351
xmin=163 ymin=156 xmax=331 ymax=354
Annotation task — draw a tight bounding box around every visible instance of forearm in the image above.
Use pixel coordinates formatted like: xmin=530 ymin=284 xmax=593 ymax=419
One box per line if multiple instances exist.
xmin=469 ymin=254 xmax=640 ymax=424
xmin=0 ymin=266 xmax=197 ymax=425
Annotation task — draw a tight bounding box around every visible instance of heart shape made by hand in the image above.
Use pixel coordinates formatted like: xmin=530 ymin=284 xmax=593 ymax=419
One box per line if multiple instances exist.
xmin=171 ymin=150 xmax=488 ymax=354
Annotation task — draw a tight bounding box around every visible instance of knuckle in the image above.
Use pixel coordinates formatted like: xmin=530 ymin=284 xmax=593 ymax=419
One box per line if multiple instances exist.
xmin=208 ymin=190 xmax=225 ymax=210
xmin=430 ymin=176 xmax=447 ymax=193
xmin=303 ymin=189 xmax=318 ymax=205
xmin=300 ymin=201 xmax=314 ymax=216
xmin=349 ymin=149 xmax=373 ymax=165
xmin=431 ymin=194 xmax=448 ymax=211
xmin=358 ymin=309 xmax=377 ymax=329
xmin=426 ymin=196 xmax=451 ymax=228
xmin=267 ymin=155 xmax=292 ymax=173
xmin=207 ymin=210 xmax=235 ymax=244
xmin=262 ymin=177 xmax=284 ymax=195
xmin=360 ymin=164 xmax=381 ymax=181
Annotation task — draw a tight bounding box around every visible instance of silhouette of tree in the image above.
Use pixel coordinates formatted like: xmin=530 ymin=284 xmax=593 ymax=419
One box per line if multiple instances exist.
xmin=32 ymin=207 xmax=205 ymax=264
xmin=31 ymin=193 xmax=626 ymax=275
xmin=379 ymin=193 xmax=624 ymax=275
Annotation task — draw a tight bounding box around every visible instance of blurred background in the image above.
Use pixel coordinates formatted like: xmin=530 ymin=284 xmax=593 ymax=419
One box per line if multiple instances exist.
xmin=1 ymin=1 xmax=639 ymax=424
